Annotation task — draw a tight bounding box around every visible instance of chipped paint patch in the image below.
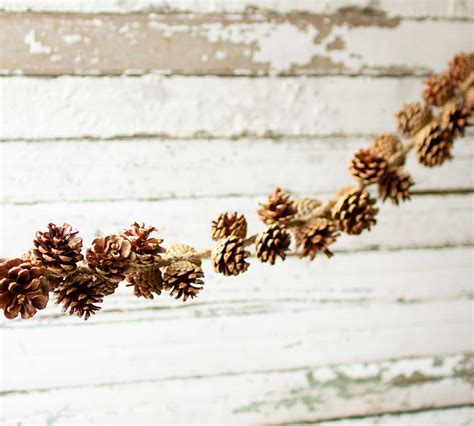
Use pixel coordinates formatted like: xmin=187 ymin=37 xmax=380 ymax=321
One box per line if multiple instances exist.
xmin=23 ymin=29 xmax=52 ymax=55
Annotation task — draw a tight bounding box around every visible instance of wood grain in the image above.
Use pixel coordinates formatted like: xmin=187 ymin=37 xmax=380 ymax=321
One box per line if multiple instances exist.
xmin=0 ymin=10 xmax=472 ymax=76
xmin=0 ymin=0 xmax=472 ymax=18
xmin=1 ymin=354 xmax=472 ymax=424
xmin=1 ymin=137 xmax=472 ymax=203
xmin=2 ymin=246 xmax=470 ymax=326
xmin=1 ymin=193 xmax=472 ymax=258
xmin=0 ymin=75 xmax=447 ymax=139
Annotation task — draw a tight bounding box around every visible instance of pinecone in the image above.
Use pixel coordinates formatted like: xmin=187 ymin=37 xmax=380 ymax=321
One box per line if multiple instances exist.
xmin=32 ymin=223 xmax=83 ymax=275
xmin=127 ymin=268 xmax=164 ymax=299
xmin=164 ymin=243 xmax=202 ymax=266
xmin=212 ymin=236 xmax=250 ymax=276
xmin=294 ymin=198 xmax=322 ymax=221
xmin=122 ymin=222 xmax=165 ymax=265
xmin=415 ymin=122 xmax=454 ymax=167
xmin=162 ymin=261 xmax=204 ymax=302
xmin=378 ymin=167 xmax=414 ymax=205
xmin=448 ymin=52 xmax=474 ymax=86
xmin=332 ymin=188 xmax=378 ymax=235
xmin=395 ymin=102 xmax=433 ymax=138
xmin=295 ymin=218 xmax=339 ymax=259
xmin=211 ymin=212 xmax=247 ymax=241
xmin=422 ymin=74 xmax=454 ymax=107
xmin=258 ymin=187 xmax=296 ymax=225
xmin=54 ymin=270 xmax=105 ymax=320
xmin=440 ymin=99 xmax=471 ymax=138
xmin=466 ymin=86 xmax=474 ymax=111
xmin=349 ymin=148 xmax=388 ymax=184
xmin=0 ymin=258 xmax=50 ymax=320
xmin=255 ymin=224 xmax=291 ymax=264
xmin=86 ymin=235 xmax=136 ymax=282
xmin=369 ymin=134 xmax=403 ymax=160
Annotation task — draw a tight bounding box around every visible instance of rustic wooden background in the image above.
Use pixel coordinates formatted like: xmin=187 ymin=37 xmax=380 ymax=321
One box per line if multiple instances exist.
xmin=0 ymin=0 xmax=473 ymax=424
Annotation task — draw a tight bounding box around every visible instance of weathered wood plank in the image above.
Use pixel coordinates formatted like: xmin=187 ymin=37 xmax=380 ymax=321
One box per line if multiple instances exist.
xmin=0 ymin=0 xmax=472 ymax=19
xmin=0 ymin=10 xmax=471 ymax=76
xmin=0 ymin=351 xmax=472 ymax=424
xmin=1 ymin=137 xmax=472 ymax=203
xmin=1 ymin=296 xmax=472 ymax=391
xmin=320 ymin=406 xmax=474 ymax=426
xmin=1 ymin=247 xmax=470 ymax=326
xmin=1 ymin=193 xmax=472 ymax=258
xmin=0 ymin=75 xmax=446 ymax=139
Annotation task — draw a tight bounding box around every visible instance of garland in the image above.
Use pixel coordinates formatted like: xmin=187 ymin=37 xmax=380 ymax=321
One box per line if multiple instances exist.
xmin=1 ymin=52 xmax=473 ymax=321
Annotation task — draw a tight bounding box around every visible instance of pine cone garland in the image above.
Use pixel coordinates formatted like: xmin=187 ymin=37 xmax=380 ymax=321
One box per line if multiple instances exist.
xmin=162 ymin=261 xmax=204 ymax=302
xmin=54 ymin=270 xmax=105 ymax=320
xmin=395 ymin=103 xmax=433 ymax=138
xmin=448 ymin=52 xmax=474 ymax=86
xmin=422 ymin=74 xmax=454 ymax=107
xmin=440 ymin=99 xmax=471 ymax=137
xmin=294 ymin=198 xmax=322 ymax=221
xmin=164 ymin=243 xmax=202 ymax=266
xmin=127 ymin=268 xmax=164 ymax=299
xmin=415 ymin=122 xmax=454 ymax=167
xmin=258 ymin=187 xmax=296 ymax=225
xmin=86 ymin=235 xmax=136 ymax=282
xmin=32 ymin=223 xmax=83 ymax=274
xmin=122 ymin=222 xmax=165 ymax=265
xmin=0 ymin=259 xmax=50 ymax=320
xmin=369 ymin=134 xmax=403 ymax=160
xmin=332 ymin=188 xmax=378 ymax=235
xmin=378 ymin=167 xmax=414 ymax=205
xmin=212 ymin=236 xmax=250 ymax=276
xmin=211 ymin=212 xmax=247 ymax=241
xmin=349 ymin=148 xmax=388 ymax=184
xmin=295 ymin=218 xmax=339 ymax=259
xmin=255 ymin=225 xmax=291 ymax=264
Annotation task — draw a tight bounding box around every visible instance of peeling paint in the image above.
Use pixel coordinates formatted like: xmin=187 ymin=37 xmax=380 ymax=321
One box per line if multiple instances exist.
xmin=23 ymin=29 xmax=52 ymax=55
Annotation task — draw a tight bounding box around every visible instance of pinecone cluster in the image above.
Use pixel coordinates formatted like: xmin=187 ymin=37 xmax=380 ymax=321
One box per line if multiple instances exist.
xmin=1 ymin=52 xmax=472 ymax=323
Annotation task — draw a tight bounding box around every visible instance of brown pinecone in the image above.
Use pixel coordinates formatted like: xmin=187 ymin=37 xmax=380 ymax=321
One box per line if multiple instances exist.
xmin=466 ymin=86 xmax=474 ymax=111
xmin=415 ymin=122 xmax=454 ymax=167
xmin=349 ymin=148 xmax=388 ymax=184
xmin=295 ymin=218 xmax=339 ymax=259
xmin=164 ymin=243 xmax=202 ymax=266
xmin=127 ymin=268 xmax=164 ymax=299
xmin=395 ymin=102 xmax=433 ymax=138
xmin=212 ymin=236 xmax=250 ymax=276
xmin=86 ymin=235 xmax=136 ymax=282
xmin=162 ymin=260 xmax=204 ymax=302
xmin=211 ymin=212 xmax=247 ymax=241
xmin=378 ymin=167 xmax=414 ymax=205
xmin=294 ymin=198 xmax=322 ymax=221
xmin=122 ymin=222 xmax=165 ymax=265
xmin=54 ymin=270 xmax=105 ymax=320
xmin=422 ymin=74 xmax=454 ymax=107
xmin=448 ymin=52 xmax=474 ymax=86
xmin=332 ymin=188 xmax=378 ymax=235
xmin=369 ymin=134 xmax=403 ymax=160
xmin=258 ymin=187 xmax=296 ymax=225
xmin=32 ymin=223 xmax=83 ymax=275
xmin=255 ymin=224 xmax=291 ymax=265
xmin=440 ymin=99 xmax=471 ymax=138
xmin=0 ymin=258 xmax=50 ymax=320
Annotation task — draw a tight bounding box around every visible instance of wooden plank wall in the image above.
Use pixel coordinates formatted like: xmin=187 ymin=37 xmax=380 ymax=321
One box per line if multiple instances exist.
xmin=0 ymin=1 xmax=473 ymax=424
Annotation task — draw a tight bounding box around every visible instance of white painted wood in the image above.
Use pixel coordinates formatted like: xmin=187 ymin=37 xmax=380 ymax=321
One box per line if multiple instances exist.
xmin=1 ymin=246 xmax=470 ymax=325
xmin=1 ymin=137 xmax=472 ymax=203
xmin=0 ymin=354 xmax=472 ymax=424
xmin=1 ymin=11 xmax=472 ymax=76
xmin=1 ymin=296 xmax=472 ymax=391
xmin=1 ymin=193 xmax=472 ymax=258
xmin=320 ymin=407 xmax=474 ymax=426
xmin=0 ymin=0 xmax=472 ymax=19
xmin=0 ymin=75 xmax=432 ymax=139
